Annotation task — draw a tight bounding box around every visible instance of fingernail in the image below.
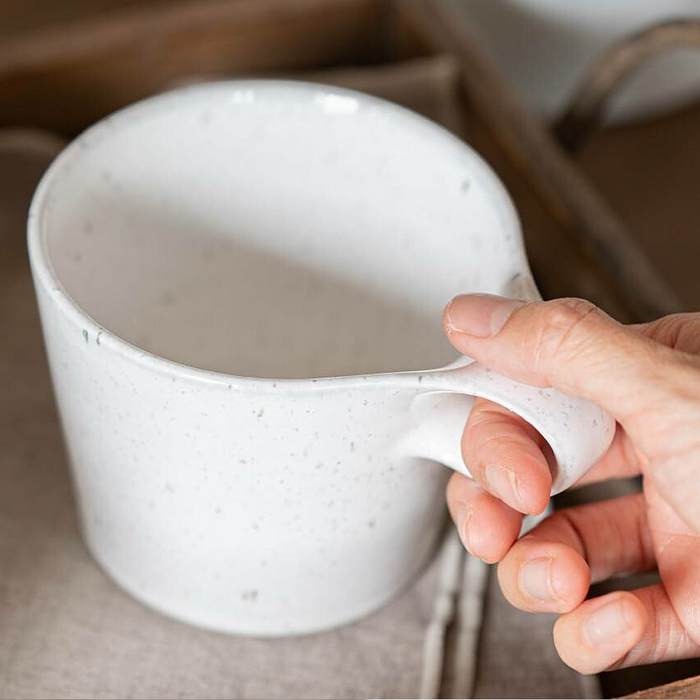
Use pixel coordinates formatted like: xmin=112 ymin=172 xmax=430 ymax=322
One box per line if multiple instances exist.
xmin=484 ymin=464 xmax=522 ymax=511
xmin=455 ymin=505 xmax=474 ymax=551
xmin=583 ymin=599 xmax=630 ymax=646
xmin=519 ymin=557 xmax=557 ymax=601
xmin=445 ymin=294 xmax=524 ymax=338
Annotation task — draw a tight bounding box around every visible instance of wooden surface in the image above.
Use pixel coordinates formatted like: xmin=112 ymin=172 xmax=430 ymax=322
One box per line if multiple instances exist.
xmin=580 ymin=99 xmax=700 ymax=311
xmin=0 ymin=0 xmax=172 ymax=37
xmin=624 ymin=674 xmax=700 ymax=699
xmin=0 ymin=0 xmax=384 ymax=134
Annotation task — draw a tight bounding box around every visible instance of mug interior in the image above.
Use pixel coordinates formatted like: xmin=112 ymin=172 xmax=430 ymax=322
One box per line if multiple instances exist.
xmin=35 ymin=82 xmax=525 ymax=379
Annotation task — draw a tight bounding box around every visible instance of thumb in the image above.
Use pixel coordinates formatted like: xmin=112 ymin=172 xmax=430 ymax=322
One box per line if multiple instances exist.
xmin=442 ymin=295 xmax=686 ymax=433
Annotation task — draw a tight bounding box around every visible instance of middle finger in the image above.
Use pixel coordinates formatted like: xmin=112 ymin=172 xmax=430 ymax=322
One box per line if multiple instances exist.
xmin=446 ymin=472 xmax=523 ymax=563
xmin=497 ymin=493 xmax=655 ymax=613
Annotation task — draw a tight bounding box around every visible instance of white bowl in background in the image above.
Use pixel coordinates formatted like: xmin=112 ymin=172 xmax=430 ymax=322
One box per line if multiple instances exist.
xmin=461 ymin=0 xmax=700 ymax=123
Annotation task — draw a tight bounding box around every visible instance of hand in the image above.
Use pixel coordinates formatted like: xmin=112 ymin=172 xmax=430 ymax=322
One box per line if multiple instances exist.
xmin=442 ymin=294 xmax=700 ymax=674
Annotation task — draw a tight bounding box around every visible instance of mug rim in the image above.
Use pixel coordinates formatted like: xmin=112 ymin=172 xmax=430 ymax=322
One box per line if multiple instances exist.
xmin=27 ymin=79 xmax=524 ymax=392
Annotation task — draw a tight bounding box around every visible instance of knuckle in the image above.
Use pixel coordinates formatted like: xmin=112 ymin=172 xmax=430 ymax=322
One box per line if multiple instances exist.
xmin=532 ymin=298 xmax=601 ymax=368
xmin=645 ymin=312 xmax=700 ymax=354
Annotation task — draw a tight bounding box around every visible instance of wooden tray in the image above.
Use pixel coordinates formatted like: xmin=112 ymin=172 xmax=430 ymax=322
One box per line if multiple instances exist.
xmin=0 ymin=0 xmax=679 ymax=324
xmin=0 ymin=1 xmax=692 ymax=696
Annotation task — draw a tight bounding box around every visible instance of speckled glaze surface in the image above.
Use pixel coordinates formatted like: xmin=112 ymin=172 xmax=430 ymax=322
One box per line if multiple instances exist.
xmin=28 ymin=81 xmax=614 ymax=636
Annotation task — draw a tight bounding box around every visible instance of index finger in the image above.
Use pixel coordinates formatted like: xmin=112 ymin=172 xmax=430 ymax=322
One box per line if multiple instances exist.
xmin=463 ymin=399 xmax=641 ymax=515
xmin=462 ymin=397 xmax=552 ymax=515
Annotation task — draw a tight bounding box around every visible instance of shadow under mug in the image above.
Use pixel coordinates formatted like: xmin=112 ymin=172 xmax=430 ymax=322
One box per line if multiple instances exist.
xmin=28 ymin=81 xmax=614 ymax=636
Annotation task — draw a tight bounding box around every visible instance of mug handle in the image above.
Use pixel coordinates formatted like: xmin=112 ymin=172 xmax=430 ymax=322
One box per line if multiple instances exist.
xmin=401 ymin=360 xmax=615 ymax=494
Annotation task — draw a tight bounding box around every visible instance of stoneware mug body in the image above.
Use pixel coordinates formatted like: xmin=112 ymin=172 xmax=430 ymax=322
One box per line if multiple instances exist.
xmin=28 ymin=81 xmax=614 ymax=636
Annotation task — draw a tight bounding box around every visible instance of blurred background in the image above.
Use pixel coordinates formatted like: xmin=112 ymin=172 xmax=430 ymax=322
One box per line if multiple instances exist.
xmin=1 ymin=1 xmax=700 ymax=698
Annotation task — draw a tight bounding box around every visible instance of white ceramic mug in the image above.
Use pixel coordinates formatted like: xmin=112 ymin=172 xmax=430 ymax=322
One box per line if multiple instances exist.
xmin=28 ymin=81 xmax=614 ymax=636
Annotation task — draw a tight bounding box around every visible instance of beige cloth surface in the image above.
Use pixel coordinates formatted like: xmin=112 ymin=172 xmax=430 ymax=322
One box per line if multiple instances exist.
xmin=0 ymin=63 xmax=590 ymax=699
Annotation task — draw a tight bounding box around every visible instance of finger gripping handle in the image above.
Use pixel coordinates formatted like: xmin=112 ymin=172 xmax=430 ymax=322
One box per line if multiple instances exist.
xmin=407 ymin=361 xmax=615 ymax=494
